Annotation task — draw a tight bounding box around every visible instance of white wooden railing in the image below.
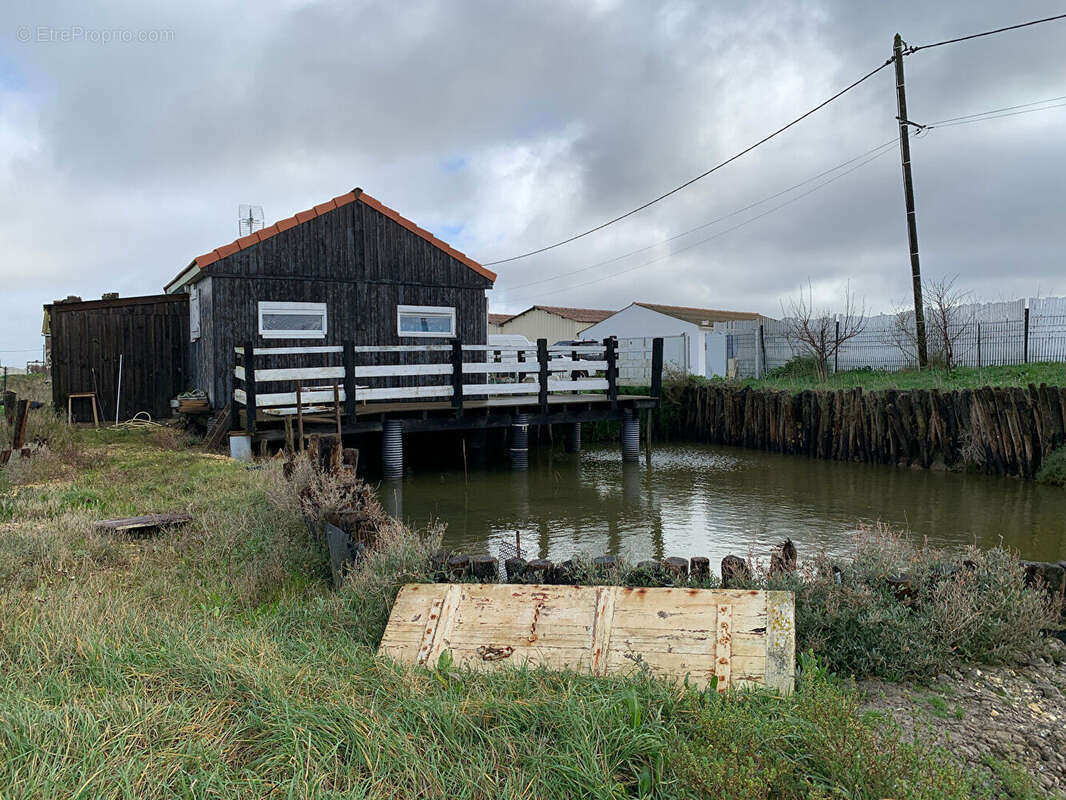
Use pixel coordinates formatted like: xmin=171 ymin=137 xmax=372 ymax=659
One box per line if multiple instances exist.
xmin=232 ymin=338 xmax=663 ymax=434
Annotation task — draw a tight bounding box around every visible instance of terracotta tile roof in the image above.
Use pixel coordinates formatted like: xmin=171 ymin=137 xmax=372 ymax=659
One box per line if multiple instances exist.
xmin=509 ymin=305 xmax=616 ymax=324
xmin=635 ymin=302 xmax=764 ymax=326
xmin=488 ymin=313 xmax=515 ymax=326
xmin=165 ymin=188 xmax=495 ymax=292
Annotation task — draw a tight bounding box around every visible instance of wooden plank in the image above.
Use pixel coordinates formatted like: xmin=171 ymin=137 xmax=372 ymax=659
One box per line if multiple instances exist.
xmin=462 ymin=344 xmax=538 ymax=352
xmin=352 ymin=344 xmax=452 ymax=353
xmin=418 ymin=584 xmax=463 ymax=666
xmin=235 ymin=345 xmax=344 ymax=355
xmin=358 ymin=385 xmax=453 ymax=401
xmin=462 ymin=383 xmax=540 ymax=396
xmin=235 ymin=365 xmax=346 ymax=382
xmin=548 ymin=346 xmax=602 ymax=354
xmin=546 ymin=379 xmax=609 ymax=392
xmin=379 ymin=584 xmax=792 ymax=692
xmin=764 ymin=591 xmax=795 ymax=695
xmin=92 ymin=512 xmax=193 ymax=534
xmin=715 ymin=602 xmax=732 ymax=693
xmin=353 ymin=363 xmax=453 ymax=378
xmin=591 ymin=586 xmax=617 ymax=676
xmin=462 ymin=362 xmax=542 ymax=375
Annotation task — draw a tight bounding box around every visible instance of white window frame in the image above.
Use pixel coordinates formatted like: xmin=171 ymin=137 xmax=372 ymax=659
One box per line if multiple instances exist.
xmin=257 ymin=301 xmax=328 ymax=339
xmin=397 ymin=304 xmax=456 ymax=338
xmin=189 ymin=285 xmax=201 ymax=341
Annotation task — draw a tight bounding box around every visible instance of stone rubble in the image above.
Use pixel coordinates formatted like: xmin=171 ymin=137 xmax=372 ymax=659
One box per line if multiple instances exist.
xmin=861 ymin=636 xmax=1066 ymax=796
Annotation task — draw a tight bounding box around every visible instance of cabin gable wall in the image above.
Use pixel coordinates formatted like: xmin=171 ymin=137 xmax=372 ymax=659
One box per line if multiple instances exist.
xmin=193 ymin=200 xmax=489 ymax=406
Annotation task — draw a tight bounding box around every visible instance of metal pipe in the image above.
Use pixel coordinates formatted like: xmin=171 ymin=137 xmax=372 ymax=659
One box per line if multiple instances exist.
xmin=565 ymin=421 xmax=581 ymax=453
xmin=510 ymin=413 xmax=530 ymax=471
xmin=621 ymin=409 xmax=640 ymax=463
xmin=382 ymin=419 xmax=404 ymax=479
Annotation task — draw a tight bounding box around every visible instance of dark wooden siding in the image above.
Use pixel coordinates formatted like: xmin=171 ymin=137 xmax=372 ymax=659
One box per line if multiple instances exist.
xmin=47 ymin=294 xmax=189 ymax=421
xmin=190 ymin=198 xmax=490 ymax=406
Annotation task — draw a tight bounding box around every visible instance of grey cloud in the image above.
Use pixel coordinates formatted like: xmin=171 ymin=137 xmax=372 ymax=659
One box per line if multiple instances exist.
xmin=1 ymin=0 xmax=1064 ymax=360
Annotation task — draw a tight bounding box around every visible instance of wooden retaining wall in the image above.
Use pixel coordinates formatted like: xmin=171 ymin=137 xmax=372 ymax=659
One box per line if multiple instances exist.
xmin=663 ymin=384 xmax=1066 ymax=479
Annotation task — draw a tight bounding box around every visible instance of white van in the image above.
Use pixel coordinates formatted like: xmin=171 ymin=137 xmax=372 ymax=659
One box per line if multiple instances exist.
xmin=487 ymin=334 xmax=534 ymax=382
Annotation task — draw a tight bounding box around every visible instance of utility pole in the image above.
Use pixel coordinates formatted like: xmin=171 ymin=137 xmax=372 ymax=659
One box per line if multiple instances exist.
xmin=893 ymin=33 xmax=928 ymax=368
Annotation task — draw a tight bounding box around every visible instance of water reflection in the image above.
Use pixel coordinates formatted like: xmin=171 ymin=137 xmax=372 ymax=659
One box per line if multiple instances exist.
xmin=388 ymin=443 xmax=1066 ymax=564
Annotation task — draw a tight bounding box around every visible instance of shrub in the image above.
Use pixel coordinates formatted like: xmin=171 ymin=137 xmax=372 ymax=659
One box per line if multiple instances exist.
xmin=1036 ymin=445 xmax=1066 ymax=487
xmin=770 ymin=528 xmax=1054 ymax=680
xmin=341 ymin=516 xmax=442 ymax=646
xmin=764 ymin=356 xmax=820 ymax=381
xmin=528 ymin=528 xmax=1054 ymax=681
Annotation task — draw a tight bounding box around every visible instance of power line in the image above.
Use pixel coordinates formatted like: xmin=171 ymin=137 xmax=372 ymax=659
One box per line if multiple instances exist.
xmin=926 ymin=94 xmax=1066 ymax=125
xmin=482 ymin=58 xmax=895 ymax=266
xmin=929 ymin=101 xmax=1066 ymax=129
xmin=498 ymin=92 xmax=1063 ymax=304
xmin=498 ymin=137 xmax=899 ymax=296
xmin=503 ymin=145 xmax=897 ymax=304
xmin=902 ymin=13 xmax=1066 ymax=54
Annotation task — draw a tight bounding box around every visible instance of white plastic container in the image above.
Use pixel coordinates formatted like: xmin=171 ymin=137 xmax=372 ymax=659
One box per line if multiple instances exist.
xmin=229 ymin=433 xmax=252 ymax=462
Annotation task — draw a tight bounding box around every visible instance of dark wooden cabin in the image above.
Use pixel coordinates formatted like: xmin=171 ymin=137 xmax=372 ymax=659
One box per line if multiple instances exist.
xmin=45 ymin=293 xmax=189 ymax=421
xmin=164 ymin=188 xmax=496 ymax=408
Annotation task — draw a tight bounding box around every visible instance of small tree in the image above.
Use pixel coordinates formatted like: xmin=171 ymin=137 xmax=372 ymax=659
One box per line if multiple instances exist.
xmin=782 ymin=282 xmax=866 ymax=381
xmin=892 ymin=276 xmax=974 ymax=374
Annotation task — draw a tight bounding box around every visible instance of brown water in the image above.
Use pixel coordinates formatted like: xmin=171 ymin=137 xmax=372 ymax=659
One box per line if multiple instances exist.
xmin=384 ymin=443 xmax=1066 ymax=565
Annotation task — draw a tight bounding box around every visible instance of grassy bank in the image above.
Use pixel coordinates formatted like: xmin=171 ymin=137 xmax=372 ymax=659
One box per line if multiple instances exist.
xmin=742 ymin=361 xmax=1065 ymax=393
xmin=0 ymin=417 xmax=1053 ymax=797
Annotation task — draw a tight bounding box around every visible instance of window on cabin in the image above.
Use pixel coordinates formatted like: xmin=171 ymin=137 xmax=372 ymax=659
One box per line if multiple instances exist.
xmin=258 ymin=301 xmax=327 ymax=339
xmin=397 ymin=305 xmax=456 ymax=338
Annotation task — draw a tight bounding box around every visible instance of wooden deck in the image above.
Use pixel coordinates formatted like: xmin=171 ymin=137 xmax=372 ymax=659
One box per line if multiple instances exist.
xmin=244 ymin=393 xmax=656 ymax=440
xmin=233 ymin=339 xmax=664 ymax=443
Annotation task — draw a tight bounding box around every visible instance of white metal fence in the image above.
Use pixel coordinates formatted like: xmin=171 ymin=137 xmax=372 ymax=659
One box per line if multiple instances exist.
xmin=616 ymin=335 xmax=687 ymax=386
xmin=693 ymin=297 xmax=1066 ymax=379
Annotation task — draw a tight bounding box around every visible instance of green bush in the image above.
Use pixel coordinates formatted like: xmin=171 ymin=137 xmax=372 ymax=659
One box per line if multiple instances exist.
xmin=1036 ymin=445 xmax=1066 ymax=487
xmin=764 ymin=356 xmax=821 ymax=381
xmin=529 ymin=529 xmax=1054 ymax=682
xmin=769 ymin=530 xmax=1054 ymax=680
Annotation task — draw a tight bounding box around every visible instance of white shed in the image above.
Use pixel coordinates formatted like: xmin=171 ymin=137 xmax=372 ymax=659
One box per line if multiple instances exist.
xmin=581 ymin=302 xmax=765 ymax=377
xmin=495 ymin=305 xmax=615 ymax=344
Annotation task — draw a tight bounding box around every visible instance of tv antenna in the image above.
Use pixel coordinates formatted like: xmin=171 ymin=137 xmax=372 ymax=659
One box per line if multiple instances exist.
xmin=238 ymin=204 xmax=264 ymax=236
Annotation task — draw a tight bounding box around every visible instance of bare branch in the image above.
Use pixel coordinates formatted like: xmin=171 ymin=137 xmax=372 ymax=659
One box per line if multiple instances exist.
xmin=781 ymin=281 xmax=866 ymax=381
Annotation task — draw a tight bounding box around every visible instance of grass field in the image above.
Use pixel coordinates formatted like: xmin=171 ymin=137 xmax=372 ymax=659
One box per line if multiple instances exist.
xmin=0 ymin=400 xmax=1047 ymax=797
xmin=741 ymin=360 xmax=1066 ymax=393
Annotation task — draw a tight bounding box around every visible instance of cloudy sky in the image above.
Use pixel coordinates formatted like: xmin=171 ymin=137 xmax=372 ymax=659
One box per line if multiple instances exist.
xmin=2 ymin=0 xmax=1064 ymax=362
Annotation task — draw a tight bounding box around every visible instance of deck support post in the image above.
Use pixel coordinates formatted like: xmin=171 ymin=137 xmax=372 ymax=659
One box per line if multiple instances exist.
xmin=565 ymin=421 xmax=582 ymax=453
xmin=621 ymin=409 xmax=640 ymax=463
xmin=450 ymin=338 xmax=464 ymax=412
xmin=343 ymin=342 xmax=356 ymax=423
xmin=537 ymin=338 xmax=549 ymax=414
xmin=510 ymin=413 xmax=530 ymax=471
xmin=604 ymin=337 xmax=618 ymax=410
xmin=244 ymin=341 xmax=257 ymax=437
xmin=382 ymin=419 xmax=404 ymax=479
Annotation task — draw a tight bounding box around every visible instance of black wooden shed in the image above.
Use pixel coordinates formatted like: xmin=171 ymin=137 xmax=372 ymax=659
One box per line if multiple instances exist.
xmin=164 ymin=187 xmax=496 ymax=408
xmin=45 ymin=293 xmax=189 ymax=421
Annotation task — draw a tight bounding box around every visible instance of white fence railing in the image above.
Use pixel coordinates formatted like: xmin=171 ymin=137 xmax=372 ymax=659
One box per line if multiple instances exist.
xmin=232 ymin=338 xmax=664 ymax=434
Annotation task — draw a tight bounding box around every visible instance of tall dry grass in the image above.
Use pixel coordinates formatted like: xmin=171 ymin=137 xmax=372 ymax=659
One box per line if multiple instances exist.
xmin=0 ymin=425 xmax=1033 ymax=798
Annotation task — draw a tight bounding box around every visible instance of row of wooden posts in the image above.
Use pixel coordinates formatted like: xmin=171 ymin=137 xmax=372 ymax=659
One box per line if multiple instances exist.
xmin=433 ymin=541 xmax=796 ymax=587
xmin=664 ymin=383 xmax=1066 ymax=478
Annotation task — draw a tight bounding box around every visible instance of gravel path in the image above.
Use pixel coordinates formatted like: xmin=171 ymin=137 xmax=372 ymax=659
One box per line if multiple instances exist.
xmin=861 ymin=636 xmax=1066 ymax=797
